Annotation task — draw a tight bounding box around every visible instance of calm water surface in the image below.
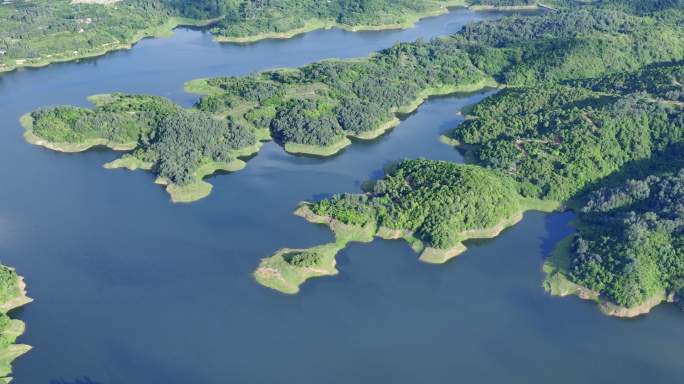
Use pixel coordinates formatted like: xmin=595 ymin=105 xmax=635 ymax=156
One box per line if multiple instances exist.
xmin=0 ymin=8 xmax=681 ymax=384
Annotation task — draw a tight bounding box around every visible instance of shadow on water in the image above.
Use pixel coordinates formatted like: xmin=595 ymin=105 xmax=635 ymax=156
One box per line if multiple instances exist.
xmin=540 ymin=211 xmax=576 ymax=259
xmin=50 ymin=378 xmax=102 ymax=384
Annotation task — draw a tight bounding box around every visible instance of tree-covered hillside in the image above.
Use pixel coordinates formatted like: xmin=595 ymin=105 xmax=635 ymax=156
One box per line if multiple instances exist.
xmin=0 ymin=0 xmax=462 ymax=72
xmin=192 ymin=38 xmax=488 ymax=149
xmin=310 ymin=159 xmax=524 ymax=250
xmin=446 ymin=63 xmax=684 ymax=201
xmin=568 ymin=167 xmax=684 ymax=308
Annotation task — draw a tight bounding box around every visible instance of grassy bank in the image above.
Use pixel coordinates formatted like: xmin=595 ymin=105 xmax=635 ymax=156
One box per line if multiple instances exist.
xmin=255 ymin=204 xmax=377 ymax=294
xmin=0 ymin=272 xmax=33 ymax=383
xmin=21 ymin=114 xmax=136 ymax=153
xmin=283 ymin=138 xmax=352 ymax=156
xmin=256 ymin=197 xmax=559 ymax=294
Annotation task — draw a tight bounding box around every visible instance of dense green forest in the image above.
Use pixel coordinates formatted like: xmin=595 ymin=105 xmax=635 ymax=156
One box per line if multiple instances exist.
xmin=0 ymin=0 xmax=460 ymax=71
xmin=209 ymin=0 xmax=463 ymax=41
xmin=310 ymin=159 xmax=524 ymax=249
xmin=443 ymin=61 xmax=684 ymax=309
xmin=192 ymin=38 xmax=487 ymax=149
xmin=27 ymin=94 xmax=257 ymax=188
xmin=446 ymin=63 xmax=684 ymax=201
xmin=568 ymin=166 xmax=684 ymax=308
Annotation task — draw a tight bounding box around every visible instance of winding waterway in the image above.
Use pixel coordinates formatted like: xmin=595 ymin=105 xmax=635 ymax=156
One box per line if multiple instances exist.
xmin=1 ymin=8 xmax=683 ymax=384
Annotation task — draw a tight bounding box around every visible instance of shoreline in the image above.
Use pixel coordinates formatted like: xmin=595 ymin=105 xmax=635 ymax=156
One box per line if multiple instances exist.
xmin=255 ymin=199 xmax=560 ymax=294
xmin=0 ymin=1 xmax=477 ymax=74
xmin=0 ymin=273 xmax=33 ymax=383
xmin=107 ymin=143 xmax=262 ymax=204
xmin=0 ymin=17 xmax=221 ymax=75
xmin=283 ymin=138 xmax=353 ymax=157
xmin=214 ymin=1 xmax=467 ymax=44
xmin=254 ymin=245 xmax=343 ymax=294
xmin=279 ymin=78 xmax=497 ymax=156
xmin=20 ymin=113 xmax=136 ymax=153
xmin=468 ymin=4 xmax=540 ymax=11
xmin=543 ymin=236 xmax=674 ymax=318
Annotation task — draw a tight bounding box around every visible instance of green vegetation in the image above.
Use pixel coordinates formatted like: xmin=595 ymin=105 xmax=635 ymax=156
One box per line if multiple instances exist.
xmin=547 ymin=165 xmax=684 ymax=316
xmin=445 ymin=62 xmax=684 ymax=314
xmin=252 ymin=3 xmax=684 ymax=303
xmin=310 ymin=160 xmax=532 ymax=252
xmin=446 ymin=74 xmax=684 ymax=201
xmin=22 ymin=94 xmax=259 ymax=202
xmin=188 ymin=41 xmax=491 ymax=150
xmin=255 ymin=245 xmax=344 ymax=294
xmin=0 ymin=0 xmax=466 ymax=72
xmin=0 ymin=266 xmax=32 ymax=383
xmin=211 ymin=0 xmax=466 ymax=42
xmin=459 ymin=5 xmax=684 ymax=85
xmin=255 ymin=159 xmax=559 ymax=294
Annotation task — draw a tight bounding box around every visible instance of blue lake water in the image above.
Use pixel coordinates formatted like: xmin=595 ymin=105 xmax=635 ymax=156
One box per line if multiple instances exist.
xmin=0 ymin=8 xmax=682 ymax=384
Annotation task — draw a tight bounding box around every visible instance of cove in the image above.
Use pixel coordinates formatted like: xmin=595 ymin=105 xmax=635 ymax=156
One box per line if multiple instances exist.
xmin=0 ymin=7 xmax=682 ymax=384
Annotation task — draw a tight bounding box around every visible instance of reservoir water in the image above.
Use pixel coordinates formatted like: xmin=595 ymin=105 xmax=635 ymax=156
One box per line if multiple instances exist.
xmin=0 ymin=8 xmax=682 ymax=384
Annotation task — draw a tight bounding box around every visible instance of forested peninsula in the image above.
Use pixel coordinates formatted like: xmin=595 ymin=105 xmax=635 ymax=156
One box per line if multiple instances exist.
xmin=0 ymin=266 xmax=32 ymax=383
xmin=23 ymin=1 xmax=684 ymax=202
xmin=255 ymin=159 xmax=559 ymax=294
xmin=0 ymin=0 xmax=468 ymax=73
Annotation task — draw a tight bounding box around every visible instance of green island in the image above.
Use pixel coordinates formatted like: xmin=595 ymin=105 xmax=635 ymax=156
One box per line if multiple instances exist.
xmin=0 ymin=265 xmax=32 ymax=383
xmin=0 ymin=0 xmax=475 ymax=73
xmin=255 ymin=159 xmax=559 ymax=293
xmin=21 ymin=93 xmax=260 ymax=203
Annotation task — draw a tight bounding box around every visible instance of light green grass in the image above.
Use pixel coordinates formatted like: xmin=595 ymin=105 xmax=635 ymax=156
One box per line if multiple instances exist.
xmin=254 ymin=243 xmax=343 ymax=294
xmin=184 ymin=78 xmax=223 ymax=96
xmin=349 ymin=118 xmax=401 ymax=140
xmin=284 ymin=138 xmax=352 ymax=156
xmin=158 ymin=159 xmax=247 ymax=203
xmin=20 ymin=113 xmax=136 ymax=153
xmin=104 ymin=155 xmax=153 ymax=171
xmin=395 ymin=78 xmax=499 ymax=114
xmin=254 ymin=205 xmax=377 ymax=294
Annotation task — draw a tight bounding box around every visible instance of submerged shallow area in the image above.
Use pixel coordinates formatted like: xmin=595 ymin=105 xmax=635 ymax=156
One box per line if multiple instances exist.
xmin=0 ymin=8 xmax=683 ymax=384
